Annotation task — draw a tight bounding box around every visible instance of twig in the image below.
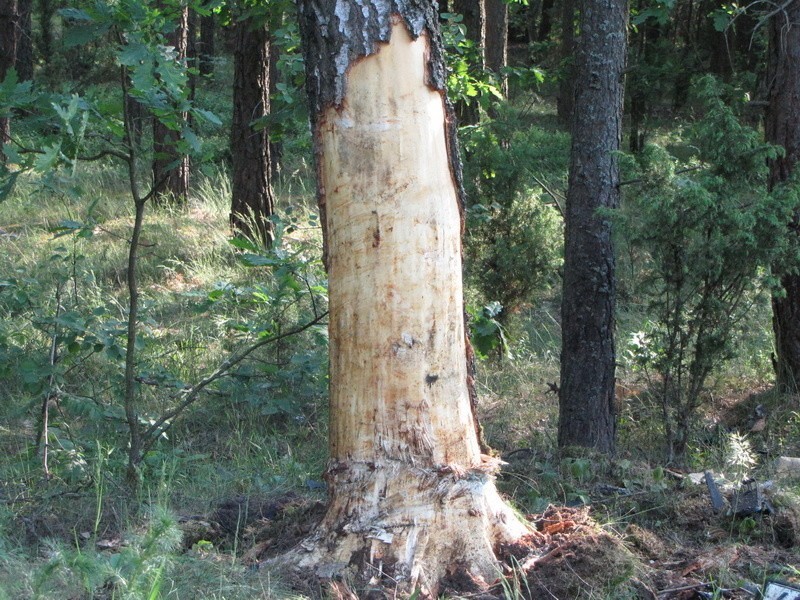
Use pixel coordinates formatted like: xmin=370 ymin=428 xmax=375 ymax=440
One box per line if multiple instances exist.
xmin=656 ymin=582 xmax=711 ymax=596
xmin=38 ymin=282 xmax=64 ymax=480
xmin=139 ymin=311 xmax=329 ymax=455
xmin=531 ymin=174 xmax=565 ymax=218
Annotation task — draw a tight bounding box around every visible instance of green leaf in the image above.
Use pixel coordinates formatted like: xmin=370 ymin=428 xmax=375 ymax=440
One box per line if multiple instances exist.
xmin=0 ymin=169 xmax=21 ymax=202
xmin=240 ymin=253 xmax=279 ymax=267
xmin=118 ymin=41 xmax=151 ymax=67
xmin=193 ymin=108 xmax=222 ymax=126
xmin=34 ymin=143 xmax=62 ymax=172
xmin=182 ymin=125 xmax=201 ymax=153
xmin=228 ymin=237 xmax=261 ymax=252
xmin=59 ymin=7 xmax=93 ymax=21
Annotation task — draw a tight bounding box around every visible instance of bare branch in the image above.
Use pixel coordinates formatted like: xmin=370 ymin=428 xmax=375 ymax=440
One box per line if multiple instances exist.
xmin=140 ymin=311 xmax=329 ymax=454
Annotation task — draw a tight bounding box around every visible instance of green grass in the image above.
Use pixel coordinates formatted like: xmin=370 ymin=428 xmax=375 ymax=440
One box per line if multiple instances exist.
xmin=2 ymin=93 xmax=799 ymax=598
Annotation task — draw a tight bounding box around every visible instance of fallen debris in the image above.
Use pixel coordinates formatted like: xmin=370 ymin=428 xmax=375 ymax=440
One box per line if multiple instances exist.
xmin=704 ymin=471 xmax=725 ymax=512
xmin=731 ymin=480 xmax=775 ymax=517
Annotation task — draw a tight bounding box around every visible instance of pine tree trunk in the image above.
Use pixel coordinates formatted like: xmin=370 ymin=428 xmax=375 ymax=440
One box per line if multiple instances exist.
xmin=152 ymin=4 xmax=190 ymax=204
xmin=767 ymin=1 xmax=800 ymax=393
xmin=485 ymin=0 xmax=508 ymax=97
xmin=537 ymin=0 xmax=554 ymax=41
xmin=230 ymin=17 xmax=275 ymax=246
xmin=16 ymin=0 xmax=32 ymax=81
xmin=36 ymin=0 xmax=53 ymax=66
xmin=453 ymin=0 xmax=484 ymax=124
xmin=558 ymin=0 xmax=627 ymax=453
xmin=199 ymin=12 xmax=215 ymax=76
xmin=526 ymin=0 xmax=542 ymax=43
xmin=279 ymin=3 xmax=528 ymax=594
xmin=0 ymin=0 xmax=18 ymax=161
xmin=556 ymin=0 xmax=575 ymax=126
xmin=268 ymin=35 xmax=282 ymax=180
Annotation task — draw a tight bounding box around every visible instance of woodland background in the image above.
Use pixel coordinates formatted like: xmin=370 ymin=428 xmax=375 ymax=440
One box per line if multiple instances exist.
xmin=0 ymin=0 xmax=799 ymax=597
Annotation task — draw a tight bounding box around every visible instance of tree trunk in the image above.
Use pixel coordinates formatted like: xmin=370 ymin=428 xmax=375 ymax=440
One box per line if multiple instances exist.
xmin=526 ymin=0 xmax=542 ymax=43
xmin=268 ymin=28 xmax=282 ymax=180
xmin=767 ymin=1 xmax=800 ymax=394
xmin=558 ymin=0 xmax=627 ymax=453
xmin=230 ymin=17 xmax=275 ymax=246
xmin=453 ymin=0 xmax=485 ymax=124
xmin=187 ymin=7 xmax=198 ymax=119
xmin=537 ymin=0 xmax=554 ymax=41
xmin=199 ymin=12 xmax=215 ymax=76
xmin=556 ymin=0 xmax=576 ymax=126
xmin=16 ymin=0 xmax=32 ymax=81
xmin=0 ymin=0 xmax=19 ymax=161
xmin=485 ymin=0 xmax=508 ymax=97
xmin=628 ymin=10 xmax=661 ymax=152
xmin=700 ymin=0 xmax=731 ymax=79
xmin=36 ymin=0 xmax=53 ymax=67
xmin=282 ymin=3 xmax=528 ymax=594
xmin=152 ymin=4 xmax=190 ymax=204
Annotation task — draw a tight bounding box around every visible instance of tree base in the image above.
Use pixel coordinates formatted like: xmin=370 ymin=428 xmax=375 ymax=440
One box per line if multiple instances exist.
xmin=271 ymin=458 xmax=529 ymax=597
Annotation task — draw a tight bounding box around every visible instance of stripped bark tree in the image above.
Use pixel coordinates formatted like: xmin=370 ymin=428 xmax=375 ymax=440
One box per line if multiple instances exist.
xmin=278 ymin=1 xmax=529 ymax=594
xmin=767 ymin=1 xmax=800 ymax=393
xmin=558 ymin=0 xmax=628 ymax=452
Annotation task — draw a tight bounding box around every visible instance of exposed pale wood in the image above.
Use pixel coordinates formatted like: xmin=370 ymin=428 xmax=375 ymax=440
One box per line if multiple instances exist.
xmin=278 ymin=19 xmax=528 ymax=595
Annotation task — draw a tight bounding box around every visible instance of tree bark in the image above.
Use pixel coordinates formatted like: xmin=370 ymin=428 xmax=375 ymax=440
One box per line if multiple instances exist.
xmin=0 ymin=0 xmax=19 ymax=161
xmin=36 ymin=0 xmax=53 ymax=67
xmin=556 ymin=0 xmax=576 ymax=126
xmin=767 ymin=1 xmax=800 ymax=393
xmin=152 ymin=4 xmax=190 ymax=204
xmin=282 ymin=2 xmax=528 ymax=594
xmin=485 ymin=0 xmax=508 ymax=97
xmin=526 ymin=0 xmax=542 ymax=43
xmin=537 ymin=0 xmax=554 ymax=41
xmin=558 ymin=0 xmax=627 ymax=453
xmin=268 ymin=28 xmax=282 ymax=180
xmin=453 ymin=0 xmax=484 ymax=124
xmin=16 ymin=0 xmax=32 ymax=81
xmin=199 ymin=12 xmax=215 ymax=76
xmin=230 ymin=17 xmax=275 ymax=246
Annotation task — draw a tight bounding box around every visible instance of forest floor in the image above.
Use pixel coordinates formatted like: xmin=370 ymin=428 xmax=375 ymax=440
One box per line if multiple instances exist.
xmin=1 ymin=98 xmax=798 ymax=597
xmin=160 ymin=381 xmax=800 ymax=599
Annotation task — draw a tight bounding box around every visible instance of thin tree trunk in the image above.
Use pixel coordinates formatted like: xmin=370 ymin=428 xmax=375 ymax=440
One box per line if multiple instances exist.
xmin=268 ymin=29 xmax=282 ymax=180
xmin=187 ymin=7 xmax=198 ymax=120
xmin=199 ymin=12 xmax=215 ymax=76
xmin=700 ymin=0 xmax=731 ymax=79
xmin=767 ymin=1 xmax=800 ymax=393
xmin=152 ymin=4 xmax=190 ymax=204
xmin=556 ymin=0 xmax=576 ymax=126
xmin=16 ymin=0 xmax=32 ymax=81
xmin=230 ymin=18 xmax=275 ymax=246
xmin=36 ymin=0 xmax=53 ymax=66
xmin=278 ymin=2 xmax=528 ymax=594
xmin=453 ymin=0 xmax=485 ymax=124
xmin=537 ymin=0 xmax=554 ymax=40
xmin=558 ymin=0 xmax=627 ymax=453
xmin=0 ymin=0 xmax=19 ymax=161
xmin=527 ymin=0 xmax=542 ymax=43
xmin=485 ymin=0 xmax=508 ymax=97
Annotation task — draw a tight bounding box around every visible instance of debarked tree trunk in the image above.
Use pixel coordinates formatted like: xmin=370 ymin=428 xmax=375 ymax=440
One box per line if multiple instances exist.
xmin=277 ymin=2 xmax=529 ymax=595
